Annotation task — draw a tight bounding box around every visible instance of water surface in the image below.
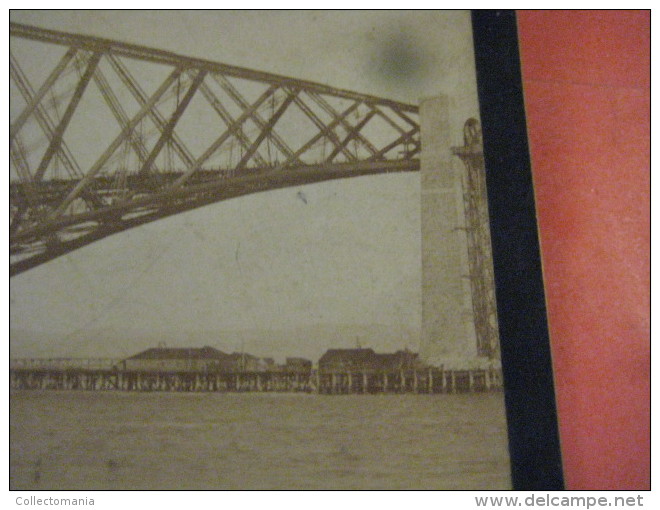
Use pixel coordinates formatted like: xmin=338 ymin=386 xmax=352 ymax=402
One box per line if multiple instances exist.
xmin=10 ymin=391 xmax=511 ymax=489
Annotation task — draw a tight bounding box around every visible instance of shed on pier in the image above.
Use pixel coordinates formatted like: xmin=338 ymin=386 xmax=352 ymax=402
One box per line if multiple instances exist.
xmin=120 ymin=346 xmax=230 ymax=372
xmin=318 ymin=348 xmax=424 ymax=374
xmin=372 ymin=350 xmax=421 ymax=372
xmin=285 ymin=357 xmax=313 ymax=374
xmin=318 ymin=348 xmax=377 ymax=373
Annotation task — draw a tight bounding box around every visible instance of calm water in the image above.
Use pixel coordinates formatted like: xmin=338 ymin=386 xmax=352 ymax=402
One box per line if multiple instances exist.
xmin=10 ymin=391 xmax=511 ymax=490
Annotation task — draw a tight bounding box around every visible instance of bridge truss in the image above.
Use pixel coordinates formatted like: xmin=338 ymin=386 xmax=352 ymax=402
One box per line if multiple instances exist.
xmin=453 ymin=121 xmax=499 ymax=360
xmin=9 ymin=23 xmax=420 ymax=276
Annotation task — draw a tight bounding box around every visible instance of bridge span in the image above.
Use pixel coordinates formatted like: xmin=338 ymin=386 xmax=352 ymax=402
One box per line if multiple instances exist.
xmin=10 ymin=22 xmax=420 ymax=276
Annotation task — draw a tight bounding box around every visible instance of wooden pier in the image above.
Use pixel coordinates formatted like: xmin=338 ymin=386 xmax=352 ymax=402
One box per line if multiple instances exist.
xmin=316 ymin=367 xmax=502 ymax=394
xmin=9 ymin=362 xmax=502 ymax=394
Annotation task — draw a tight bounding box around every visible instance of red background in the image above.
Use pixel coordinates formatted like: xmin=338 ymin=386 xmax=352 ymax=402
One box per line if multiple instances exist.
xmin=516 ymin=11 xmax=650 ymax=490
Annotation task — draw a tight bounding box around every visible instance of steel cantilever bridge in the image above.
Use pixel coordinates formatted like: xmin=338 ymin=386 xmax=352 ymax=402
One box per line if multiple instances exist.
xmin=9 ymin=23 xmax=420 ymax=277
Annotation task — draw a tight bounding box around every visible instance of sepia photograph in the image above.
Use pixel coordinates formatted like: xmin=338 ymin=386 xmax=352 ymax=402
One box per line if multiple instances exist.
xmin=10 ymin=10 xmax=513 ymax=490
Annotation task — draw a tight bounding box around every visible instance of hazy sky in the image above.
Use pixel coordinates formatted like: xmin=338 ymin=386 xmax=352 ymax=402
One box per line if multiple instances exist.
xmin=9 ymin=11 xmax=479 ymax=359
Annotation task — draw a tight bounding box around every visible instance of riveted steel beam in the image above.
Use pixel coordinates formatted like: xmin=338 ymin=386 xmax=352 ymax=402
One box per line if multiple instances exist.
xmin=32 ymin=52 xmax=101 ymax=183
xmin=11 ymin=22 xmax=418 ymax=114
xmin=9 ymin=48 xmax=77 ymax=143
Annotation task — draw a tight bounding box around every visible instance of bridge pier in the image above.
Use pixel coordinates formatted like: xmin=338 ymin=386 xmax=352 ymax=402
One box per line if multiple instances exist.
xmin=420 ymin=96 xmax=479 ymax=369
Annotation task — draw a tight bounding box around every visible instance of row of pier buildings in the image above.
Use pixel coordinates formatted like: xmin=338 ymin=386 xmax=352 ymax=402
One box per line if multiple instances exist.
xmin=10 ymin=346 xmax=502 ymax=394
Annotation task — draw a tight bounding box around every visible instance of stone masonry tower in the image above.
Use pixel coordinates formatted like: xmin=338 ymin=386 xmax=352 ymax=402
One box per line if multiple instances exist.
xmin=420 ymin=96 xmax=493 ymax=369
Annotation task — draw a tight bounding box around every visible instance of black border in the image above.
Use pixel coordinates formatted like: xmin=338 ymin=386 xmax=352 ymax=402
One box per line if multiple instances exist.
xmin=472 ymin=10 xmax=565 ymax=490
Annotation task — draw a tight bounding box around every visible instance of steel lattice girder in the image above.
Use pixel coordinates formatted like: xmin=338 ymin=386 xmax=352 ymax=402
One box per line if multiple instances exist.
xmin=9 ymin=22 xmax=420 ymax=276
xmin=452 ymin=120 xmax=499 ymax=360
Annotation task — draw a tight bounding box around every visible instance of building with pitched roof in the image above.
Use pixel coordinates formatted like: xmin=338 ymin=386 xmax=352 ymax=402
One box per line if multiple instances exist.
xmin=318 ymin=348 xmax=423 ymax=374
xmin=121 ymin=346 xmax=230 ymax=372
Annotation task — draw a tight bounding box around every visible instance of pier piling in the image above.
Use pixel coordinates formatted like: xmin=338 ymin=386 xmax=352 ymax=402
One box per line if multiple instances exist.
xmin=10 ymin=365 xmax=502 ymax=394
